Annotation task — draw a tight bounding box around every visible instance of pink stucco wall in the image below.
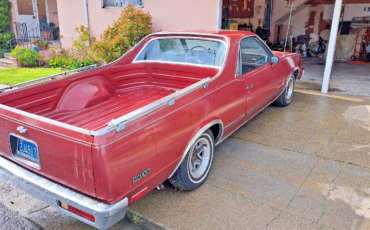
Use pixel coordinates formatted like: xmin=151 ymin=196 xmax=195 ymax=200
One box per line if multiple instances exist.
xmin=57 ymin=0 xmax=218 ymax=48
xmin=47 ymin=0 xmax=59 ymax=24
xmin=8 ymin=0 xmax=17 ymax=30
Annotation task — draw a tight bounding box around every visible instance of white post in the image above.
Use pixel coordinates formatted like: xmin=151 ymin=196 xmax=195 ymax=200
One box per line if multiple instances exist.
xmin=321 ymin=0 xmax=343 ymax=93
xmin=84 ymin=0 xmax=89 ymax=28
xmin=216 ymin=0 xmax=222 ymax=30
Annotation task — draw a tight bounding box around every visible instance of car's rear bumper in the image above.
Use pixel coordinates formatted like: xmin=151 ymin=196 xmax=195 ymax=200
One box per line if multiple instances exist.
xmin=0 ymin=156 xmax=128 ymax=230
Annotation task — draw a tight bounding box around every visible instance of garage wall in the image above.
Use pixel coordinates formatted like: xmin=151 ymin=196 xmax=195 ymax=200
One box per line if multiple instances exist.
xmin=323 ymin=4 xmax=370 ymax=21
xmin=274 ymin=3 xmax=370 ymax=43
xmin=230 ymin=0 xmax=266 ymax=30
xmin=57 ymin=0 xmax=218 ymax=48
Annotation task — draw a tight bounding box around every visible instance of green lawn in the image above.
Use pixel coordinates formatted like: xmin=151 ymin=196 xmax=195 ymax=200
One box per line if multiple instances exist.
xmin=0 ymin=67 xmax=63 ymax=85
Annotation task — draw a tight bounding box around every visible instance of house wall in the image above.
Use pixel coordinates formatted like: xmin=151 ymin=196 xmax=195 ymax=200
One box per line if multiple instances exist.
xmin=8 ymin=0 xmax=17 ymax=30
xmin=57 ymin=0 xmax=218 ymax=48
xmin=47 ymin=0 xmax=59 ymax=24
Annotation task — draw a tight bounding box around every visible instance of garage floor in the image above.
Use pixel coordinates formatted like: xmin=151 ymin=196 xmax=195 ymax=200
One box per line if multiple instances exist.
xmin=130 ymin=89 xmax=370 ymax=229
xmin=299 ymin=58 xmax=370 ymax=97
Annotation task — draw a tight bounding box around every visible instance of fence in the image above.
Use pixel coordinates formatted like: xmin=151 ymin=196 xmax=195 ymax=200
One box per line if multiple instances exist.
xmin=0 ymin=22 xmax=60 ymax=57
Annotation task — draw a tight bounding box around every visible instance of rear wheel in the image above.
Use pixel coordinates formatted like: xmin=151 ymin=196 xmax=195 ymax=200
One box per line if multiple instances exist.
xmin=274 ymin=75 xmax=295 ymax=107
xmin=169 ymin=129 xmax=214 ymax=190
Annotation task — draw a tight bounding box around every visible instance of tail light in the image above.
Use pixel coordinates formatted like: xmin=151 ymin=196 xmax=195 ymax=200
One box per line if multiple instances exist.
xmin=59 ymin=201 xmax=95 ymax=222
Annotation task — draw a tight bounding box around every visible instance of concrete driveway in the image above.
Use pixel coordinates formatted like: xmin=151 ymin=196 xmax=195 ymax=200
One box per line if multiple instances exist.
xmin=1 ymin=82 xmax=370 ymax=229
xmin=130 ymin=86 xmax=370 ymax=229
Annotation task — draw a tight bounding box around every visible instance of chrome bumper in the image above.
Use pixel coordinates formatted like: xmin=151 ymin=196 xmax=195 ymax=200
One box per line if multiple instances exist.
xmin=0 ymin=156 xmax=128 ymax=230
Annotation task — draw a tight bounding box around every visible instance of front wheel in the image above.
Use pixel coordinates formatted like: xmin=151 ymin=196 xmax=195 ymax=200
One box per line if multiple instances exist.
xmin=274 ymin=75 xmax=295 ymax=107
xmin=169 ymin=129 xmax=214 ymax=190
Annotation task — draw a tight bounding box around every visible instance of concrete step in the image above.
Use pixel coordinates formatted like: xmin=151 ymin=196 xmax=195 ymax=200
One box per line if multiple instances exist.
xmin=4 ymin=53 xmax=11 ymax=59
xmin=0 ymin=58 xmax=13 ymax=68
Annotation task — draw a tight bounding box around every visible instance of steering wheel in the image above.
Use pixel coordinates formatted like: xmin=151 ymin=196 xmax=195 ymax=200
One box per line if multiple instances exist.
xmin=185 ymin=46 xmax=208 ymax=64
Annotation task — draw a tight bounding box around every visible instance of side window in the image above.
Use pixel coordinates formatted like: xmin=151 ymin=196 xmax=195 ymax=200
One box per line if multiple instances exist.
xmin=239 ymin=37 xmax=272 ymax=75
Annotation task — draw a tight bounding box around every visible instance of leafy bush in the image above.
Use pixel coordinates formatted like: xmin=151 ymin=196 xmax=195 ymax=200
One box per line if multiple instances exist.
xmin=0 ymin=0 xmax=12 ymax=33
xmin=0 ymin=32 xmax=16 ymax=49
xmin=49 ymin=26 xmax=98 ymax=71
xmin=92 ymin=4 xmax=152 ymax=63
xmin=11 ymin=46 xmax=43 ymax=67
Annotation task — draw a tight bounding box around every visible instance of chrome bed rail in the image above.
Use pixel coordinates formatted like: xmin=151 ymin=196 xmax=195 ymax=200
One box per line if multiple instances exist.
xmin=105 ymin=77 xmax=211 ymax=134
xmin=0 ymin=64 xmax=97 ymax=93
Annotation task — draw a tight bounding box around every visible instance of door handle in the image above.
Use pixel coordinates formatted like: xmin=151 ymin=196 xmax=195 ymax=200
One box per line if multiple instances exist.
xmin=247 ymin=84 xmax=253 ymax=89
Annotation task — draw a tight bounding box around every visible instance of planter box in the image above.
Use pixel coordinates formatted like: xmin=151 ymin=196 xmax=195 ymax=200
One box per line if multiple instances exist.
xmin=39 ymin=46 xmax=47 ymax=50
xmin=10 ymin=58 xmax=21 ymax=67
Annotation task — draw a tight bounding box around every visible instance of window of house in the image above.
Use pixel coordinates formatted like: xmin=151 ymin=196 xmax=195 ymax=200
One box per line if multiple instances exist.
xmin=102 ymin=0 xmax=144 ymax=8
xmin=238 ymin=37 xmax=272 ymax=75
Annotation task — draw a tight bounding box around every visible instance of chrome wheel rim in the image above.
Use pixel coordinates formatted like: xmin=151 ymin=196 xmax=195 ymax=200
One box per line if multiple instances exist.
xmin=188 ymin=138 xmax=211 ymax=179
xmin=286 ymin=77 xmax=294 ymax=102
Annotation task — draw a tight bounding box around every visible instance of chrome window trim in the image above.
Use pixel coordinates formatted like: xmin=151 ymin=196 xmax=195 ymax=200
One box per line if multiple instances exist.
xmin=236 ymin=35 xmax=274 ymax=78
xmin=132 ymin=36 xmax=227 ymax=69
xmin=168 ymin=119 xmax=224 ymax=178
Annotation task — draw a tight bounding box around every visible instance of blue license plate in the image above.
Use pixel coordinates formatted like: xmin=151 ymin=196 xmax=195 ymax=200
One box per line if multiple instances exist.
xmin=17 ymin=139 xmax=39 ymax=164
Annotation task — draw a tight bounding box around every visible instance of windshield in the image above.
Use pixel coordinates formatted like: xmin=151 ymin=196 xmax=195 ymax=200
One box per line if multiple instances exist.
xmin=135 ymin=38 xmax=227 ymax=68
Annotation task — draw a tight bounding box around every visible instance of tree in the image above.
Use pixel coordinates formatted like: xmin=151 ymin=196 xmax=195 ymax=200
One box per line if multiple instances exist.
xmin=0 ymin=0 xmax=12 ymax=33
xmin=92 ymin=4 xmax=152 ymax=63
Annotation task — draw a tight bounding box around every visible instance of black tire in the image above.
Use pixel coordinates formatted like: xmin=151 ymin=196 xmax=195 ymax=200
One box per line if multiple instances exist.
xmin=169 ymin=129 xmax=214 ymax=190
xmin=274 ymin=75 xmax=295 ymax=107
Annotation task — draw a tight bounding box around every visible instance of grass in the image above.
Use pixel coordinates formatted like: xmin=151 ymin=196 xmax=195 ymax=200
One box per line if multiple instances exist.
xmin=130 ymin=213 xmax=144 ymax=225
xmin=0 ymin=67 xmax=64 ymax=86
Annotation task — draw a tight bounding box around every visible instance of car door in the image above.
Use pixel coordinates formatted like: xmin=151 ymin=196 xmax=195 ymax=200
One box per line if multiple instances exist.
xmin=236 ymin=36 xmax=284 ymax=117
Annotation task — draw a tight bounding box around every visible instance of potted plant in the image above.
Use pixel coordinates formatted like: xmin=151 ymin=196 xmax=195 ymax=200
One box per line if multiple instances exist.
xmin=40 ymin=22 xmax=52 ymax=40
xmin=38 ymin=41 xmax=48 ymax=50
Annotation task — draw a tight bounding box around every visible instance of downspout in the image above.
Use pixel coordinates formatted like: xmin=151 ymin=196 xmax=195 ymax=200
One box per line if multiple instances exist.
xmin=84 ymin=0 xmax=90 ymax=46
xmin=216 ymin=0 xmax=222 ymax=30
xmin=84 ymin=0 xmax=89 ymax=28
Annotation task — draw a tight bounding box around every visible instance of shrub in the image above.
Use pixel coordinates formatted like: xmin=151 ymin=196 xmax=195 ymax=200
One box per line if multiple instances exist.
xmin=11 ymin=46 xmax=43 ymax=67
xmin=0 ymin=0 xmax=12 ymax=33
xmin=0 ymin=32 xmax=16 ymax=49
xmin=49 ymin=26 xmax=98 ymax=71
xmin=92 ymin=4 xmax=153 ymax=63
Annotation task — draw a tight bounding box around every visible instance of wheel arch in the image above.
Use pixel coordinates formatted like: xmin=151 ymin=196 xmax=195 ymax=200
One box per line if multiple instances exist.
xmin=168 ymin=118 xmax=224 ymax=178
xmin=292 ymin=67 xmax=300 ymax=80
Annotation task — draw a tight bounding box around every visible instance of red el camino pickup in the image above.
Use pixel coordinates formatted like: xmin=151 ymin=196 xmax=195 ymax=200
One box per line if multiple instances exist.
xmin=0 ymin=31 xmax=303 ymax=229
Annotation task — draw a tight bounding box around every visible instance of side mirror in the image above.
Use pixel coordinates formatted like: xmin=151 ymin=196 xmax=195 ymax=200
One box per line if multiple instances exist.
xmin=271 ymin=56 xmax=279 ymax=64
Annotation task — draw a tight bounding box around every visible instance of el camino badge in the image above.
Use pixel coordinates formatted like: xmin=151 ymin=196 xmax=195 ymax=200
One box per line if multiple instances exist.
xmin=133 ymin=168 xmax=151 ymax=184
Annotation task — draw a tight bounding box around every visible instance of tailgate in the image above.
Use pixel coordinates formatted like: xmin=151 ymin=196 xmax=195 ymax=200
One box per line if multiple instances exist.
xmin=0 ymin=108 xmax=96 ymax=197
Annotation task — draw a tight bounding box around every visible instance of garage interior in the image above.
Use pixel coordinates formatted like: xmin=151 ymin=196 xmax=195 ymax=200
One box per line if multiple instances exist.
xmin=220 ymin=0 xmax=370 ymax=97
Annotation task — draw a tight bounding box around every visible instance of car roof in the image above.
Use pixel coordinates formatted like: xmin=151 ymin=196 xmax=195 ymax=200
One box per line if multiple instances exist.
xmin=153 ymin=30 xmax=256 ymax=40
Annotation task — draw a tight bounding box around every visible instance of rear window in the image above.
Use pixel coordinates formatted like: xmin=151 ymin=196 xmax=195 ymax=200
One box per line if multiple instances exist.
xmin=135 ymin=38 xmax=227 ymax=68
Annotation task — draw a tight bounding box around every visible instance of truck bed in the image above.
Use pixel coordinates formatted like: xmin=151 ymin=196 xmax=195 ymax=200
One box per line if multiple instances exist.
xmin=0 ymin=63 xmax=219 ymax=132
xmin=42 ymin=86 xmax=175 ymax=131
